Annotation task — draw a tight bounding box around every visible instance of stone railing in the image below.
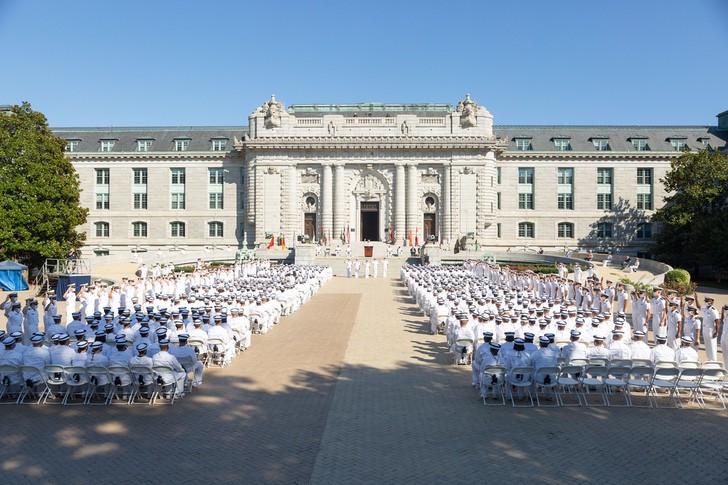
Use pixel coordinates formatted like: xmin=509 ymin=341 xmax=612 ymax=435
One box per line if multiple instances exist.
xmin=296 ymin=118 xmax=323 ymax=126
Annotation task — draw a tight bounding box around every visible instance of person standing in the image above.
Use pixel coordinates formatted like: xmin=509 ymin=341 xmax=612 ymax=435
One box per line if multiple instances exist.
xmin=650 ymin=288 xmax=667 ymax=345
xmin=382 ymin=258 xmax=389 ymax=278
xmin=631 ymin=290 xmax=649 ymax=336
xmin=720 ymin=304 xmax=728 ymax=369
xmin=364 ymin=260 xmax=370 ymax=279
xmin=699 ymin=295 xmax=720 ymax=362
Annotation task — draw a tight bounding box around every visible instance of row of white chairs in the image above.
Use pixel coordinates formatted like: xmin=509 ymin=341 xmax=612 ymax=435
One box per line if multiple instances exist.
xmin=478 ymin=362 xmax=728 ymax=409
xmin=0 ymin=363 xmax=190 ymax=406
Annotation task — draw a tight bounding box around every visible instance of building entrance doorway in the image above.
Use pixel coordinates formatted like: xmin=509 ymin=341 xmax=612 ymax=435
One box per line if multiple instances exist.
xmin=423 ymin=213 xmax=436 ymax=241
xmin=304 ymin=213 xmax=316 ymax=240
xmin=360 ymin=201 xmax=379 ymax=241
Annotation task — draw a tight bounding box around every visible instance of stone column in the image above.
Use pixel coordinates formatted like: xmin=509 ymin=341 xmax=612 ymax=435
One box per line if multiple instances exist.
xmin=394 ymin=163 xmax=406 ymax=245
xmin=406 ymin=163 xmax=418 ymax=244
xmin=286 ymin=164 xmax=298 ymax=238
xmin=333 ymin=163 xmax=346 ymax=241
xmin=322 ymin=163 xmax=333 ymax=240
xmin=442 ymin=162 xmax=451 ymax=245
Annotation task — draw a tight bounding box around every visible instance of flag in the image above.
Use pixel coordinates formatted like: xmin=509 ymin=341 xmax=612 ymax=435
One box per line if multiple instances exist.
xmin=389 ymin=224 xmax=393 ymax=243
xmin=281 ymin=234 xmax=285 ymax=251
xmin=347 ymin=224 xmax=351 ymax=244
xmin=266 ymin=234 xmax=275 ymax=250
xmin=415 ymin=227 xmax=419 ymax=246
xmin=408 ymin=229 xmax=413 ymax=247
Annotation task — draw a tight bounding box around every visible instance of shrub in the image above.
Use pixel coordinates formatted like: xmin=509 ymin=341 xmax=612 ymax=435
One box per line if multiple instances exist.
xmin=664 ymin=268 xmax=691 ymax=284
xmin=661 ymin=278 xmax=697 ymax=297
xmin=504 ymin=264 xmax=558 ymax=274
xmin=174 ymin=265 xmax=195 ymax=273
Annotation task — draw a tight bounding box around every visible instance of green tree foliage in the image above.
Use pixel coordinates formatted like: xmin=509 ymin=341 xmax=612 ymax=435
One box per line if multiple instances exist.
xmin=0 ymin=102 xmax=88 ymax=267
xmin=651 ymin=148 xmax=728 ymax=281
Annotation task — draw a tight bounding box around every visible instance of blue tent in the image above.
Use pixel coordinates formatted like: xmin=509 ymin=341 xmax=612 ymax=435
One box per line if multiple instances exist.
xmin=0 ymin=260 xmax=29 ymax=291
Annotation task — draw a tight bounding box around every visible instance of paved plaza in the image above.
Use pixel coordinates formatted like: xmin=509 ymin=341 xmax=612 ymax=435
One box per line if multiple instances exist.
xmin=2 ymin=274 xmax=728 ymax=484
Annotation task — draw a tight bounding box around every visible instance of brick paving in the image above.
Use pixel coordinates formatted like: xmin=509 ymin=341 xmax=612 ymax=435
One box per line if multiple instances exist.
xmin=1 ymin=274 xmax=728 ymax=484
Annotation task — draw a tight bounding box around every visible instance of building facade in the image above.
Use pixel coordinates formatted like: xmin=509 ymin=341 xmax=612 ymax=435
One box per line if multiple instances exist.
xmin=53 ymin=95 xmax=728 ymax=259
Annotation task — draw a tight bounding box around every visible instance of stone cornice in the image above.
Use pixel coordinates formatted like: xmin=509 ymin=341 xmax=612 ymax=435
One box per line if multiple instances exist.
xmin=499 ymin=150 xmax=678 ymax=161
xmin=239 ymin=135 xmax=508 ymax=152
xmin=67 ymin=151 xmax=235 ymax=162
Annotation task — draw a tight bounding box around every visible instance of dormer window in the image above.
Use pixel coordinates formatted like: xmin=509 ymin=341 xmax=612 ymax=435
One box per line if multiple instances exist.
xmin=669 ymin=137 xmax=687 ymax=151
xmin=698 ymin=137 xmax=712 ymax=149
xmin=65 ymin=139 xmax=80 ymax=152
xmin=99 ymin=139 xmax=116 ymax=152
xmin=211 ymin=138 xmax=228 ymax=151
xmin=174 ymin=138 xmax=190 ymax=151
xmin=553 ymin=138 xmax=571 ymax=151
xmin=591 ymin=138 xmax=610 ymax=151
xmin=630 ymin=138 xmax=650 ymax=151
xmin=137 ymin=139 xmax=153 ymax=152
xmin=514 ymin=138 xmax=532 ymax=151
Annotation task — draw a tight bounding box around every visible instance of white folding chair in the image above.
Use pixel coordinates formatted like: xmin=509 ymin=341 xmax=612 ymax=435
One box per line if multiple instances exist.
xmin=507 ymin=366 xmax=535 ymax=407
xmin=556 ymin=365 xmax=584 ymax=407
xmin=650 ymin=367 xmax=680 ymax=408
xmin=603 ymin=365 xmax=631 ymax=407
xmin=187 ymin=338 xmax=209 ymax=367
xmin=480 ymin=365 xmax=506 ymax=405
xmin=0 ymin=364 xmax=22 ymax=404
xmin=62 ymin=366 xmax=89 ymax=405
xmin=207 ymin=338 xmax=226 ymax=367
xmin=108 ymin=365 xmax=134 ymax=404
xmin=152 ymin=365 xmax=179 ymax=404
xmin=626 ymin=366 xmax=654 ymax=408
xmin=699 ymin=368 xmax=728 ymax=410
xmin=17 ymin=365 xmax=45 ymax=404
xmin=587 ymin=357 xmax=610 ymax=367
xmin=453 ymin=339 xmax=474 ymax=366
xmin=580 ymin=365 xmax=609 ymax=406
xmin=85 ymin=365 xmax=113 ymax=405
xmin=675 ymin=367 xmax=704 ymax=408
xmin=41 ymin=364 xmax=67 ymax=404
xmin=533 ymin=366 xmax=560 ymax=407
xmin=129 ymin=365 xmax=155 ymax=404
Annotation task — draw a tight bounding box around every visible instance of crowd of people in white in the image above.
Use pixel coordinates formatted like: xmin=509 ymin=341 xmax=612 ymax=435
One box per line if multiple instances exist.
xmin=0 ymin=260 xmax=332 ymax=404
xmin=402 ymin=261 xmax=728 ymax=406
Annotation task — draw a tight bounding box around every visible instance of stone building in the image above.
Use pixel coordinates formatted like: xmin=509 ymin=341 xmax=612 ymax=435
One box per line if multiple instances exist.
xmin=53 ymin=95 xmax=728 ymax=259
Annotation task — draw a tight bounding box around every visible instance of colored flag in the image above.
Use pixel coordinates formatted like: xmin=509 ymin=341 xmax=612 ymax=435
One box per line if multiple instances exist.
xmin=347 ymin=224 xmax=351 ymax=244
xmin=266 ymin=234 xmax=275 ymax=250
xmin=281 ymin=234 xmax=285 ymax=251
xmin=408 ymin=229 xmax=413 ymax=247
xmin=389 ymin=224 xmax=393 ymax=243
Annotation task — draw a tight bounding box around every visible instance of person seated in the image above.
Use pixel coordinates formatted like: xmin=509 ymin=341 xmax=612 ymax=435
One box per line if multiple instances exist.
xmin=629 ymin=258 xmax=640 ymax=273
xmin=450 ymin=316 xmax=474 ymax=365
xmin=674 ymin=336 xmax=699 ymax=363
xmin=621 ymin=255 xmax=632 ymax=270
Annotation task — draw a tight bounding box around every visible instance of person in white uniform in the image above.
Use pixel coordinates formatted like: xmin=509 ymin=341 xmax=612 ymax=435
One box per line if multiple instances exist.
xmin=699 ymin=296 xmax=720 ymax=362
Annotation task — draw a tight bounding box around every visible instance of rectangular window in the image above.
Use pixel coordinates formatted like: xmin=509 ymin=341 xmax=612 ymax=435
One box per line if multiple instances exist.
xmin=597 ymin=193 xmax=612 ymax=210
xmin=496 ymin=223 xmax=501 ymax=238
xmin=592 ymin=138 xmax=610 ymax=151
xmin=518 ymin=167 xmax=534 ymax=184
xmin=515 ymin=138 xmax=532 ymax=151
xmin=170 ymin=222 xmax=185 ymax=238
xmin=95 ymin=193 xmax=109 ymax=210
xmin=518 ymin=193 xmax=534 ymax=210
xmin=208 ymin=222 xmax=224 ymax=237
xmin=518 ymin=222 xmax=535 ymax=238
xmin=133 ymin=222 xmax=148 ymax=237
xmin=632 ymin=138 xmax=649 ymax=151
xmin=637 ymin=193 xmax=653 ymax=210
xmin=211 ymin=139 xmax=227 ymax=151
xmin=95 ymin=222 xmax=109 ymax=237
xmin=597 ymin=222 xmax=613 ymax=238
xmin=208 ymin=168 xmax=224 ymax=185
xmin=496 ymin=192 xmax=501 ymax=210
xmin=557 ymin=193 xmax=573 ymax=210
xmin=553 ymin=138 xmax=571 ymax=151
xmin=65 ymin=140 xmax=79 ymax=152
xmin=174 ymin=139 xmax=190 ymax=152
xmin=133 ymin=193 xmax=148 ymax=210
xmin=496 ymin=167 xmax=501 ymax=184
xmin=171 ymin=168 xmax=186 ymax=185
xmin=597 ymin=168 xmax=612 ymax=185
xmin=557 ymin=167 xmax=573 ymax=185
xmin=636 ymin=223 xmax=652 ymax=239
xmin=209 ymin=193 xmax=224 ymax=209
xmin=137 ymin=140 xmax=153 ymax=152
xmin=95 ymin=168 xmax=110 ymax=185
xmin=133 ymin=168 xmax=148 ymax=185
xmin=637 ymin=168 xmax=652 ymax=185
xmin=558 ymin=222 xmax=574 ymax=238
xmin=171 ymin=193 xmax=186 ymax=209
xmin=100 ymin=140 xmax=115 ymax=152
xmin=671 ymin=139 xmax=687 ymax=150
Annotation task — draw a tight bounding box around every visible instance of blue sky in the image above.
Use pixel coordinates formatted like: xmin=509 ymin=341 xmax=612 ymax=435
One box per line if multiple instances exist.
xmin=1 ymin=0 xmax=727 ymax=127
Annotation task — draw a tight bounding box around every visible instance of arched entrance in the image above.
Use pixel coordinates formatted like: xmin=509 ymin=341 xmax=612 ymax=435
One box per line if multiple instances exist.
xmin=360 ymin=201 xmax=380 ymax=241
xmin=352 ymin=168 xmax=389 ymax=242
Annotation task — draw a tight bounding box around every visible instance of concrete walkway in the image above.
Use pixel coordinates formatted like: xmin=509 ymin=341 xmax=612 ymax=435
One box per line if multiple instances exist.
xmin=2 ymin=275 xmax=728 ymax=484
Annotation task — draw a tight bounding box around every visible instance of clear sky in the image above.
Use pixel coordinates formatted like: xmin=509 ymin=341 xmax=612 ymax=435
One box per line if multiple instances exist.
xmin=1 ymin=0 xmax=727 ymax=127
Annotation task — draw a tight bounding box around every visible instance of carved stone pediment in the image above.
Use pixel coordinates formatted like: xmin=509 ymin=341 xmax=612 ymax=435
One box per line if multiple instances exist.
xmin=421 ymin=167 xmax=439 ymax=184
xmin=457 ymin=93 xmax=479 ymax=128
xmin=352 ymin=171 xmax=387 ymax=200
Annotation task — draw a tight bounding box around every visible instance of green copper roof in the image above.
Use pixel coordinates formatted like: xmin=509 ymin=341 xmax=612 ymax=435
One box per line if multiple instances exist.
xmin=287 ymin=102 xmax=453 ymax=114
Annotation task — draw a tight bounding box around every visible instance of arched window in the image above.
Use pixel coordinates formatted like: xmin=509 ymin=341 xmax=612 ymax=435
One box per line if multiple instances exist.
xmin=208 ymin=221 xmax=223 ymax=238
xmin=170 ymin=221 xmax=186 ymax=238
xmin=518 ymin=222 xmax=535 ymax=238
xmin=557 ymin=222 xmax=574 ymax=238
xmin=95 ymin=221 xmax=109 ymax=237
xmin=132 ymin=221 xmax=148 ymax=237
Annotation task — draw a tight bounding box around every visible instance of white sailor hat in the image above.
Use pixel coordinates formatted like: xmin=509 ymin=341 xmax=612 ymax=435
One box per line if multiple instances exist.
xmin=681 ymin=336 xmax=694 ymax=344
xmin=2 ymin=336 xmax=16 ymax=346
xmin=155 ymin=328 xmax=167 ymax=336
xmin=593 ymin=335 xmax=606 ymax=342
xmin=76 ymin=340 xmax=88 ymax=350
xmin=483 ymin=331 xmax=493 ymax=338
xmin=612 ymin=330 xmax=624 ymax=335
xmin=489 ymin=342 xmax=501 ymax=350
xmin=136 ymin=343 xmax=148 ymax=352
xmin=30 ymin=334 xmax=44 ymax=343
xmin=10 ymin=331 xmax=22 ymax=339
xmin=633 ymin=330 xmax=646 ymax=337
xmin=178 ymin=333 xmax=189 ymax=341
xmin=58 ymin=334 xmax=70 ymax=342
xmin=158 ymin=338 xmax=170 ymax=345
xmin=539 ymin=336 xmax=550 ymax=344
xmin=570 ymin=330 xmax=581 ymax=337
xmin=91 ymin=341 xmax=104 ymax=350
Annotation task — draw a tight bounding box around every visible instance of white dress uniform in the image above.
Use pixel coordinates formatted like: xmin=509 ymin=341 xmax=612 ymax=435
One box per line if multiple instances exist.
xmin=152 ymin=348 xmax=186 ymax=396
xmin=701 ymin=303 xmax=719 ymax=361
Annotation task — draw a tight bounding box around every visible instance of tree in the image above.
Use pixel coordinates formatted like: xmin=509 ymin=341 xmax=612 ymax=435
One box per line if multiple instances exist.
xmin=0 ymin=102 xmax=88 ymax=268
xmin=651 ymin=148 xmax=728 ymax=281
